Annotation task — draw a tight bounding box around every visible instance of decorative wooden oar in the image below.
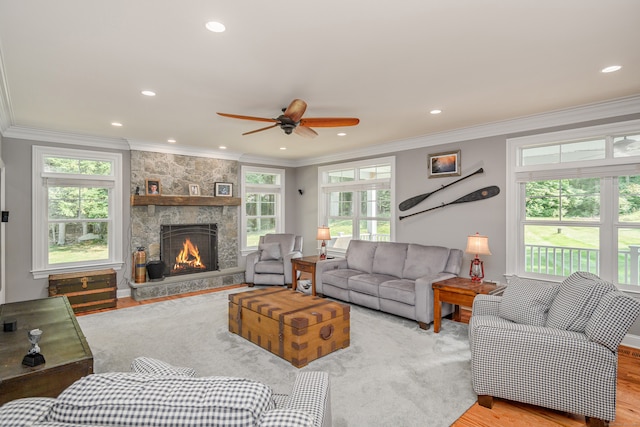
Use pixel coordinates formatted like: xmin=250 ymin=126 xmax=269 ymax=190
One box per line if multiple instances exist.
xmin=399 ymin=186 xmax=500 ymax=220
xmin=398 ymin=167 xmax=484 ymax=211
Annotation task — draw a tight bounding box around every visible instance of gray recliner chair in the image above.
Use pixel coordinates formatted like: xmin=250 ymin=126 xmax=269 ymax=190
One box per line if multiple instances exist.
xmin=245 ymin=233 xmax=303 ymax=286
xmin=469 ymin=272 xmax=640 ymax=427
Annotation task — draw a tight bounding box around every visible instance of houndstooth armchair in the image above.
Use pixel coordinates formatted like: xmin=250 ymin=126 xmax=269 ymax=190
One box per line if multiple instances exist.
xmin=469 ymin=272 xmax=640 ymax=427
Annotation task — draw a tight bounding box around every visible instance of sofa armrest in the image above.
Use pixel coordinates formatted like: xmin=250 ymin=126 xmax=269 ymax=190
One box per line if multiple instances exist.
xmin=414 ymin=273 xmax=456 ymax=325
xmin=0 ymin=397 xmax=56 ymax=426
xmin=472 ymin=294 xmax=501 ymax=317
xmin=283 ymin=251 xmax=303 ymax=284
xmin=281 ymin=371 xmax=331 ymax=427
xmin=315 ymin=258 xmax=348 ymax=294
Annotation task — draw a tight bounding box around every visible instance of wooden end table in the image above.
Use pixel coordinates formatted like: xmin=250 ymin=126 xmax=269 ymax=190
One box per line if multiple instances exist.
xmin=291 ymin=255 xmax=323 ymax=296
xmin=432 ymin=277 xmax=504 ymax=333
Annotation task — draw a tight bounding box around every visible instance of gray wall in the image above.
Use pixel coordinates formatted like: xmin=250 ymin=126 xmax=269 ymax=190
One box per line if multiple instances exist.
xmin=3 ymin=137 xmax=131 ymax=302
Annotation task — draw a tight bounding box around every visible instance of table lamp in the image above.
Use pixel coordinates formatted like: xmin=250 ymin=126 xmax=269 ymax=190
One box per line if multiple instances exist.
xmin=465 ymin=232 xmax=491 ymax=282
xmin=316 ymin=226 xmax=331 ymax=259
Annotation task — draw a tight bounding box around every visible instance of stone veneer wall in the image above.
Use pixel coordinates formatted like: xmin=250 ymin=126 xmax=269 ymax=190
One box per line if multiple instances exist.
xmin=129 ymin=151 xmax=243 ymax=298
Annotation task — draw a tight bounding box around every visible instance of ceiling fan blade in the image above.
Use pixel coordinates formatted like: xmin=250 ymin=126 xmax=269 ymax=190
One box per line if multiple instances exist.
xmin=217 ymin=112 xmax=278 ymax=123
xmin=242 ymin=124 xmax=279 ymax=136
xmin=299 ymin=117 xmax=360 ymax=127
xmin=283 ymin=99 xmax=307 ymax=122
xmin=294 ymin=126 xmax=318 ymax=138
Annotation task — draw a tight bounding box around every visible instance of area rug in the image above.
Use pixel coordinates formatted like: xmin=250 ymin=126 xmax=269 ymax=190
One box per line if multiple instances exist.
xmin=77 ymin=287 xmax=476 ymax=426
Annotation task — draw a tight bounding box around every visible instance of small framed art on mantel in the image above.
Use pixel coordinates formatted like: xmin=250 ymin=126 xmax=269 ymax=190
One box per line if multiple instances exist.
xmin=214 ymin=182 xmax=233 ymax=197
xmin=428 ymin=150 xmax=461 ymax=178
xmin=145 ymin=179 xmax=161 ymax=195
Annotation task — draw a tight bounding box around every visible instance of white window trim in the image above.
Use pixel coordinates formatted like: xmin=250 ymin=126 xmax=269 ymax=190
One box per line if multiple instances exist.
xmin=240 ymin=165 xmax=285 ymax=256
xmin=318 ymin=156 xmax=396 ymax=256
xmin=32 ymin=146 xmax=124 ymax=279
xmin=506 ymin=119 xmax=640 ymax=292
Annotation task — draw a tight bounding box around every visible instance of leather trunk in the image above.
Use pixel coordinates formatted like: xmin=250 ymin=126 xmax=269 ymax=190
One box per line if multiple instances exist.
xmin=48 ymin=269 xmax=117 ymax=314
xmin=228 ymin=288 xmax=350 ymax=367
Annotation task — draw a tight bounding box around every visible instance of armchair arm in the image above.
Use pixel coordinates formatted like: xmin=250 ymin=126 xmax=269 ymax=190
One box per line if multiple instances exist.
xmin=585 ymin=291 xmax=640 ymax=352
xmin=283 ymin=251 xmax=303 ymax=285
xmin=414 ymin=273 xmax=456 ymax=325
xmin=0 ymin=397 xmax=56 ymax=426
xmin=245 ymin=250 xmax=260 ymax=284
xmin=315 ymin=258 xmax=348 ymax=294
xmin=279 ymin=371 xmax=331 ymax=427
xmin=472 ymin=294 xmax=501 ymax=317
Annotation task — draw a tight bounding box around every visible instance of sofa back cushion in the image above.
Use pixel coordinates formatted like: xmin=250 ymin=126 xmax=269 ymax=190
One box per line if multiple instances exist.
xmin=346 ymin=240 xmax=377 ymax=273
xmin=372 ymin=242 xmax=408 ymax=277
xmin=402 ymin=244 xmax=450 ymax=280
xmin=546 ymin=271 xmax=617 ymax=332
xmin=47 ymin=373 xmax=274 ymax=427
xmin=498 ymin=277 xmax=560 ymax=326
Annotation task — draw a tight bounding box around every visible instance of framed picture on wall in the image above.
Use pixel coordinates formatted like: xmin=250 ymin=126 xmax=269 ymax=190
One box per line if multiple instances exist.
xmin=145 ymin=179 xmax=161 ymax=195
xmin=428 ymin=150 xmax=461 ymax=178
xmin=214 ymin=182 xmax=232 ymax=197
xmin=189 ymin=184 xmax=200 ymax=196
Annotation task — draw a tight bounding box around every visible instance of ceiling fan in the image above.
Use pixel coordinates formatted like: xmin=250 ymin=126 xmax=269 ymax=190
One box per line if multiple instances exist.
xmin=217 ymin=99 xmax=359 ymax=138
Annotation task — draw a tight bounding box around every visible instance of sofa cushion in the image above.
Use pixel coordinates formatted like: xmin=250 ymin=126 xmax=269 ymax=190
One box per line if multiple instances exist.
xmin=263 ymin=234 xmax=296 ymax=253
xmin=498 ymin=277 xmax=560 ymax=326
xmin=46 ymin=372 xmax=275 ymax=427
xmin=255 ymin=260 xmax=285 ymax=274
xmin=349 ymin=273 xmax=396 ymax=296
xmin=379 ymin=279 xmax=415 ymax=305
xmin=402 ymin=244 xmax=450 ymax=280
xmin=260 ymin=242 xmax=282 ymax=261
xmin=546 ymin=271 xmax=617 ymax=332
xmin=346 ymin=240 xmax=377 ymax=273
xmin=372 ymin=242 xmax=408 ymax=278
xmin=322 ymin=268 xmax=362 ymax=290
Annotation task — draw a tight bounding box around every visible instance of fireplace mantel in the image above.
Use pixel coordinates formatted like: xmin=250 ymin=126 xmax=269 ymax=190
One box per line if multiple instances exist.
xmin=131 ymin=195 xmax=241 ymax=207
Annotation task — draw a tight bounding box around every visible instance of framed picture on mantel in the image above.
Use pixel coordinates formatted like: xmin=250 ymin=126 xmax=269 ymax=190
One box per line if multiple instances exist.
xmin=215 ymin=182 xmax=232 ymax=197
xmin=145 ymin=179 xmax=161 ymax=195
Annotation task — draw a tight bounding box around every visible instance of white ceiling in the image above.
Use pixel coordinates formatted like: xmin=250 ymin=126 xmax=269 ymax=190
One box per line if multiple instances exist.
xmin=1 ymin=1 xmax=639 ymax=164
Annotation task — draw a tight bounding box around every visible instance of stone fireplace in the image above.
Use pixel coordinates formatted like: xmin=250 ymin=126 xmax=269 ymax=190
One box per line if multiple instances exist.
xmin=128 ymin=150 xmax=244 ymax=300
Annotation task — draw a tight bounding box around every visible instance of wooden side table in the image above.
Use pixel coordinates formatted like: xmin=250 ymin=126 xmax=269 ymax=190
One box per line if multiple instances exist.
xmin=432 ymin=277 xmax=504 ymax=333
xmin=291 ymin=256 xmax=322 ymax=296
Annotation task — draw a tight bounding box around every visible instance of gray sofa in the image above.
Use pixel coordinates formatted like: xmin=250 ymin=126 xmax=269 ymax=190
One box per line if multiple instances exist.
xmin=315 ymin=240 xmax=463 ymax=329
xmin=0 ymin=357 xmax=331 ymax=427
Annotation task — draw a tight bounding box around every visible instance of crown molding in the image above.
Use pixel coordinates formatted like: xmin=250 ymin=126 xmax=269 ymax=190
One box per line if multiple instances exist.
xmin=292 ymin=94 xmax=640 ymax=167
xmin=127 ymin=139 xmax=243 ymax=161
xmin=238 ymin=153 xmax=300 ymax=168
xmin=2 ymin=125 xmax=130 ymax=150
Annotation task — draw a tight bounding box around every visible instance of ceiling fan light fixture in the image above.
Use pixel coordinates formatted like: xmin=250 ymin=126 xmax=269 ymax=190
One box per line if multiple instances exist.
xmin=205 ymin=21 xmax=226 ymax=33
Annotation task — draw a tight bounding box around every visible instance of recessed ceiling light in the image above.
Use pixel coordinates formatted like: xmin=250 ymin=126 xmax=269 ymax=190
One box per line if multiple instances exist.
xmin=141 ymin=90 xmax=156 ymax=97
xmin=601 ymin=65 xmax=622 ymax=73
xmin=280 ymin=147 xmax=287 ymax=150
xmin=337 ymin=132 xmax=347 ymax=136
xmin=430 ymin=109 xmax=442 ymax=115
xmin=167 ymin=139 xmax=176 ymax=143
xmin=219 ymin=145 xmax=227 ymax=150
xmin=111 ymin=122 xmax=123 ymax=127
xmin=206 ymin=21 xmax=226 ymax=33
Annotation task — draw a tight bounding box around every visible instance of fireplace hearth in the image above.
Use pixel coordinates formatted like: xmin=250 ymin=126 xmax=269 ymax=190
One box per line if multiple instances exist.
xmin=161 ymin=224 xmax=218 ymax=276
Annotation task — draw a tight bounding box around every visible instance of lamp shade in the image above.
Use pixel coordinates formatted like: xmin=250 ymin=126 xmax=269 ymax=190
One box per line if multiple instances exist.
xmin=465 ymin=233 xmax=491 ymax=256
xmin=316 ymin=226 xmax=331 ymax=241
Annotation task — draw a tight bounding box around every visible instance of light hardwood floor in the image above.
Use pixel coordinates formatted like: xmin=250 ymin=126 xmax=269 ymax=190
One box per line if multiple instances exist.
xmin=81 ymin=286 xmax=640 ymax=427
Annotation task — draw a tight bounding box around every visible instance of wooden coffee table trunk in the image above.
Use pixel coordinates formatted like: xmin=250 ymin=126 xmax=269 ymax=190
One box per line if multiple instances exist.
xmin=228 ymin=288 xmax=350 ymax=367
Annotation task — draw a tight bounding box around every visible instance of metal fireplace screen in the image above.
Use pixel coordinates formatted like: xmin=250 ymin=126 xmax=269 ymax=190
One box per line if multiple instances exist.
xmin=160 ymin=224 xmax=218 ymax=276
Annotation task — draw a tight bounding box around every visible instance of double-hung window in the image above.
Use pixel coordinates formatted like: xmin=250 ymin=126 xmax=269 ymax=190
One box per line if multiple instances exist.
xmin=318 ymin=157 xmax=395 ymax=254
xmin=32 ymin=146 xmax=123 ymax=278
xmin=506 ymin=120 xmax=640 ymax=291
xmin=241 ymin=166 xmax=285 ymax=252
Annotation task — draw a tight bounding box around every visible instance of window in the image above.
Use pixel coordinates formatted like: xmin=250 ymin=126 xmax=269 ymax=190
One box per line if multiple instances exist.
xmin=241 ymin=166 xmax=285 ymax=252
xmin=318 ymin=157 xmax=395 ymax=253
xmin=506 ymin=120 xmax=640 ymax=291
xmin=32 ymin=146 xmax=123 ymax=278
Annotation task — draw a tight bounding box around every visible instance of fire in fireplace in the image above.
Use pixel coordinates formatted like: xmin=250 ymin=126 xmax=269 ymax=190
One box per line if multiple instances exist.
xmin=160 ymin=224 xmax=218 ymax=276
